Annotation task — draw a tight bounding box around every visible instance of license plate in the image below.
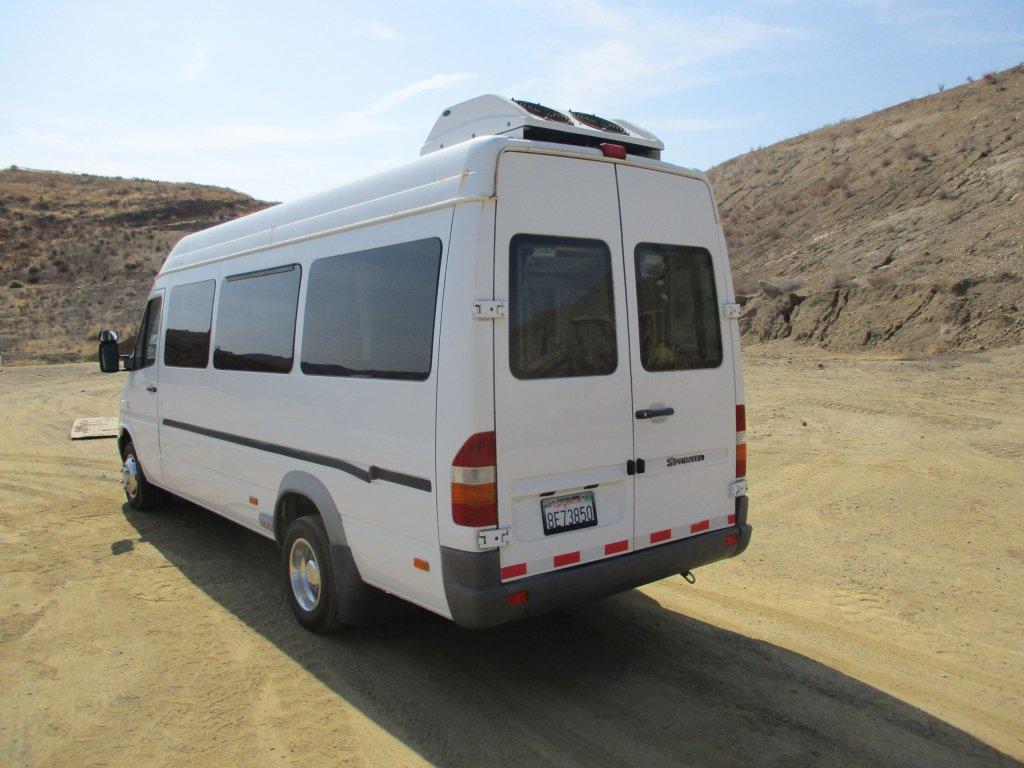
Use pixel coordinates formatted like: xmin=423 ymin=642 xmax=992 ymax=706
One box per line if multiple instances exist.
xmin=541 ymin=492 xmax=598 ymax=535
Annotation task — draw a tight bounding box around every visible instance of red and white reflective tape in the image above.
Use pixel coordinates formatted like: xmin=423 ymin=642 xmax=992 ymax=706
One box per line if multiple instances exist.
xmin=643 ymin=511 xmax=735 ymax=547
xmin=500 ymin=536 xmax=636 ymax=582
xmin=499 ymin=512 xmax=739 ymax=582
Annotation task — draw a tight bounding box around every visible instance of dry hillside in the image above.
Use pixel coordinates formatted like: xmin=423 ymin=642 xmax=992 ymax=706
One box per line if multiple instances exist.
xmin=0 ymin=168 xmax=269 ymax=362
xmin=2 ymin=66 xmax=1023 ymax=362
xmin=709 ymin=64 xmax=1024 ymax=353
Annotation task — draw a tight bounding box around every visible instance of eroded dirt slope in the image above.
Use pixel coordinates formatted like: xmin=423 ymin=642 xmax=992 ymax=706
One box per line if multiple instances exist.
xmin=0 ymin=168 xmax=269 ymax=362
xmin=709 ymin=65 xmax=1024 ymax=353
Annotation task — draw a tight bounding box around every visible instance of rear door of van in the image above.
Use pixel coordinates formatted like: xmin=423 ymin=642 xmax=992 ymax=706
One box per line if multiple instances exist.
xmin=616 ymin=165 xmax=737 ymax=549
xmin=493 ymin=151 xmax=737 ymax=582
xmin=493 ymin=152 xmax=636 ymax=581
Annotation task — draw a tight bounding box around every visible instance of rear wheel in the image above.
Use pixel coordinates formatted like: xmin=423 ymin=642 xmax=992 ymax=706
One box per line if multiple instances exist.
xmin=282 ymin=515 xmax=343 ymax=633
xmin=122 ymin=441 xmax=161 ymax=510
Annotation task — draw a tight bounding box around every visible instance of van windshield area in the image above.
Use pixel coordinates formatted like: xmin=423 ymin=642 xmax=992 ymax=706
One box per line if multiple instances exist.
xmin=509 ymin=234 xmax=617 ymax=380
xmin=634 ymin=243 xmax=722 ymax=371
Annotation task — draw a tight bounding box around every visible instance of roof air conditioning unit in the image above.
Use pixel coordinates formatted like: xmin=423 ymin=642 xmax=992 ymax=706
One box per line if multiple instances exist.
xmin=421 ymin=94 xmax=663 ymax=159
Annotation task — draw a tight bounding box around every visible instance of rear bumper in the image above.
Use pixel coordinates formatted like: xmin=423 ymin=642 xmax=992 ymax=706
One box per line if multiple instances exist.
xmin=441 ymin=496 xmax=751 ymax=628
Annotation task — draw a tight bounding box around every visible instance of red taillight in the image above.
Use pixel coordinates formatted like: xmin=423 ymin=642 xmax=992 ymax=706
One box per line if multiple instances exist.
xmin=599 ymin=142 xmax=627 ymax=159
xmin=453 ymin=431 xmax=495 ymax=467
xmin=724 ymin=533 xmax=738 ymax=547
xmin=507 ymin=590 xmax=529 ymax=605
xmin=452 ymin=431 xmax=497 ymax=527
xmin=736 ymin=404 xmax=747 ymax=479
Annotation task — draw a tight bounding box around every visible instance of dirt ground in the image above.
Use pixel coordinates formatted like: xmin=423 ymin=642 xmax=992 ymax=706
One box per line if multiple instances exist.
xmin=1 ymin=348 xmax=1021 ymax=767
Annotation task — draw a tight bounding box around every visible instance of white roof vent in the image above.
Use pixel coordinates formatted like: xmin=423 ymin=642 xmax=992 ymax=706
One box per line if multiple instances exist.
xmin=421 ymin=94 xmax=663 ymax=159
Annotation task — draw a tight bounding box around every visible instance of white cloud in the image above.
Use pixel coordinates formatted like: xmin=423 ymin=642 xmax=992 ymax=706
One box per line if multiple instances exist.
xmin=179 ymin=39 xmax=209 ymax=81
xmin=352 ymin=73 xmax=476 ymax=118
xmin=6 ymin=72 xmax=475 ymax=156
xmin=360 ymin=19 xmax=400 ymax=41
xmin=503 ymin=0 xmax=807 ymax=110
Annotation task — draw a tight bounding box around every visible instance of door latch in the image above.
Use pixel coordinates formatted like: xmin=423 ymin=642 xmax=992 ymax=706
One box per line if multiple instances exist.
xmin=477 ymin=528 xmax=510 ymax=549
xmin=731 ymin=479 xmax=748 ymax=497
xmin=626 ymin=459 xmax=646 ymax=475
xmin=723 ymin=302 xmax=742 ymax=319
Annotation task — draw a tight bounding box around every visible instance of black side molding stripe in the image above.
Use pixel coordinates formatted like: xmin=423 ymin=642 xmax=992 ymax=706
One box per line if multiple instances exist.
xmin=162 ymin=419 xmax=432 ymax=493
xmin=370 ymin=465 xmax=433 ymax=493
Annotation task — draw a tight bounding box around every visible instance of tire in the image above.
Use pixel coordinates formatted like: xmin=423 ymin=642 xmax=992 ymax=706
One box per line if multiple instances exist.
xmin=122 ymin=440 xmax=162 ymax=511
xmin=282 ymin=515 xmax=344 ymax=633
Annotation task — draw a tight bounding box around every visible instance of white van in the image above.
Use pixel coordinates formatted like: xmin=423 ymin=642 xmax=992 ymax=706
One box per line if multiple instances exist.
xmin=98 ymin=95 xmax=751 ymax=631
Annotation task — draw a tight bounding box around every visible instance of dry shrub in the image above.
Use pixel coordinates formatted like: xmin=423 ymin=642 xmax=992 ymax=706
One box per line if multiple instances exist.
xmin=828 ymin=273 xmax=854 ymax=290
xmin=866 ymin=271 xmax=895 ymax=288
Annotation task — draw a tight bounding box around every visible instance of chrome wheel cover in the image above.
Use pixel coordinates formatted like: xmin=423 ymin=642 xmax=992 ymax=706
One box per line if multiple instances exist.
xmin=289 ymin=537 xmax=321 ymax=612
xmin=122 ymin=455 xmax=139 ymax=499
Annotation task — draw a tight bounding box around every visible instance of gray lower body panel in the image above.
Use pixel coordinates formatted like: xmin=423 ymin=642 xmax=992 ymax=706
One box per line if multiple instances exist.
xmin=442 ymin=496 xmax=751 ymax=629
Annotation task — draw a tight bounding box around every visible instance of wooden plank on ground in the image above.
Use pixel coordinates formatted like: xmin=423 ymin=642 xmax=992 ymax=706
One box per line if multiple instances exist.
xmin=70 ymin=416 xmax=119 ymax=440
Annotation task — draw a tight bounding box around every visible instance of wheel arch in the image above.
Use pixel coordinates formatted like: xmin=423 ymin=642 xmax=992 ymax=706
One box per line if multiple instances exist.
xmin=274 ymin=471 xmax=349 ymax=549
xmin=117 ymin=427 xmax=131 ymax=459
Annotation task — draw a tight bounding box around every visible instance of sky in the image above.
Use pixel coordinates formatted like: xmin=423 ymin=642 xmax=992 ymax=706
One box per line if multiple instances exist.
xmin=1 ymin=0 xmax=1022 ymax=202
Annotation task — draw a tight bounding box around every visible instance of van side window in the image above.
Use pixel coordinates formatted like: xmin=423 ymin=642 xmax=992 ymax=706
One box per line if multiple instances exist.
xmin=634 ymin=243 xmax=722 ymax=371
xmin=213 ymin=265 xmax=301 ymax=373
xmin=131 ymin=296 xmax=163 ymax=369
xmin=301 ymin=238 xmax=442 ymax=381
xmin=164 ymin=280 xmax=216 ymax=368
xmin=509 ymin=234 xmax=617 ymax=380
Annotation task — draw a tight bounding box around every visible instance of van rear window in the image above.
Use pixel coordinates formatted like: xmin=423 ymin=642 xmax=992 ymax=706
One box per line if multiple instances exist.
xmin=634 ymin=243 xmax=722 ymax=371
xmin=509 ymin=235 xmax=617 ymax=380
xmin=300 ymin=238 xmax=442 ymax=381
xmin=213 ymin=265 xmax=301 ymax=373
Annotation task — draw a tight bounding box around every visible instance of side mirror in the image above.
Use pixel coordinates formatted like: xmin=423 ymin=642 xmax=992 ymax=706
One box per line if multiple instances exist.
xmin=98 ymin=330 xmax=121 ymax=373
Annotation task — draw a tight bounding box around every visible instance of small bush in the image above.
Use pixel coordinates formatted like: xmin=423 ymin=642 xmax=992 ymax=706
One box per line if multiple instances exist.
xmin=957 ymin=137 xmax=976 ymax=154
xmin=866 ymin=271 xmax=895 ymax=288
xmin=828 ymin=273 xmax=854 ymax=290
xmin=7 ymin=280 xmax=24 ymax=289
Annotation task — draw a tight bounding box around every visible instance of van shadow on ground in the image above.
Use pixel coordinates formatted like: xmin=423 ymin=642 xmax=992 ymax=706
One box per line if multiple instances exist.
xmin=122 ymin=501 xmax=1019 ymax=768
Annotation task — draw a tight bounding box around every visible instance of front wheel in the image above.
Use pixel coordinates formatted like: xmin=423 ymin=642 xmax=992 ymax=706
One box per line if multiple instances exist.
xmin=122 ymin=441 xmax=162 ymax=510
xmin=282 ymin=515 xmax=343 ymax=633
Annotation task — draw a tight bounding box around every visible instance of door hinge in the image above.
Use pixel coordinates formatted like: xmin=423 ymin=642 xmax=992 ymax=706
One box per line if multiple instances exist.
xmin=731 ymin=479 xmax=748 ymax=497
xmin=477 ymin=527 xmax=510 ymax=549
xmin=724 ymin=302 xmax=742 ymax=319
xmin=473 ymin=300 xmax=506 ymax=320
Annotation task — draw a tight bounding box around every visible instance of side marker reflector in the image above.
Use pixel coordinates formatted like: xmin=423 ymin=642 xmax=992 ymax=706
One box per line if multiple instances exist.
xmin=413 ymin=558 xmax=430 ymax=572
xmin=724 ymin=533 xmax=739 ymax=547
xmin=507 ymin=590 xmax=529 ymax=605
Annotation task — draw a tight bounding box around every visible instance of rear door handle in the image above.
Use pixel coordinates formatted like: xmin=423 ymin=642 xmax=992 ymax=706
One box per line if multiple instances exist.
xmin=146 ymin=384 xmax=158 ymax=393
xmin=636 ymin=407 xmax=674 ymax=419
